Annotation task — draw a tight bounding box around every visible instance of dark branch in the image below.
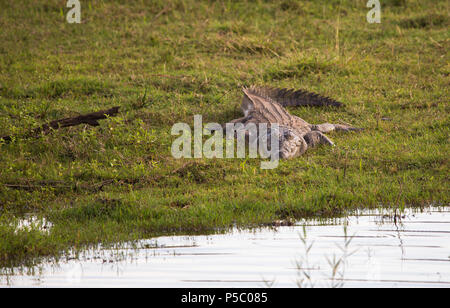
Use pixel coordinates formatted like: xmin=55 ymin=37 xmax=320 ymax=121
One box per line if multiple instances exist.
xmin=1 ymin=106 xmax=120 ymax=143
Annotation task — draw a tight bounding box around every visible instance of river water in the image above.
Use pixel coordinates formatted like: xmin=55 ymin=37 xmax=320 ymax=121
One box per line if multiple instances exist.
xmin=2 ymin=206 xmax=450 ymax=287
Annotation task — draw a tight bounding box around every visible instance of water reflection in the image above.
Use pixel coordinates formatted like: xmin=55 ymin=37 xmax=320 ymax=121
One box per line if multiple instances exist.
xmin=2 ymin=206 xmax=450 ymax=287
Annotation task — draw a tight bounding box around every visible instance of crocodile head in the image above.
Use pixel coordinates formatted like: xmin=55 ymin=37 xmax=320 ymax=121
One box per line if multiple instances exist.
xmin=278 ymin=128 xmax=308 ymax=159
xmin=262 ymin=125 xmax=308 ymax=160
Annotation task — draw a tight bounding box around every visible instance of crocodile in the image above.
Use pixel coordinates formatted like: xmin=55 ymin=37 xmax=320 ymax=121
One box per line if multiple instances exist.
xmin=226 ymin=86 xmax=361 ymax=159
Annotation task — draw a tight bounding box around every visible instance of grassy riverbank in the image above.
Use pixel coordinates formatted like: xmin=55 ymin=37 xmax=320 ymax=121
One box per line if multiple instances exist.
xmin=0 ymin=0 xmax=448 ymax=267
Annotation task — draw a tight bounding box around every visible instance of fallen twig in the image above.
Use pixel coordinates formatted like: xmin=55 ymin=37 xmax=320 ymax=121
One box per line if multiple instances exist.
xmin=3 ymin=179 xmax=116 ymax=192
xmin=2 ymin=162 xmax=204 ymax=193
xmin=151 ymin=5 xmax=172 ymax=23
xmin=1 ymin=106 xmax=120 ymax=143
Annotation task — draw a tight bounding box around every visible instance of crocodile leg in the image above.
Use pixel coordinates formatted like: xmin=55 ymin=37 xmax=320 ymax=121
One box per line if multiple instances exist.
xmin=303 ymin=131 xmax=335 ymax=148
xmin=217 ymin=116 xmax=249 ymax=132
xmin=311 ymin=123 xmax=362 ymax=133
xmin=229 ymin=116 xmax=249 ymax=124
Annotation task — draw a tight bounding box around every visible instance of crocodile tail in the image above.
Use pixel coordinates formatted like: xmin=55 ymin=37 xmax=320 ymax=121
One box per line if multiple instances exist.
xmin=245 ymin=86 xmax=344 ymax=108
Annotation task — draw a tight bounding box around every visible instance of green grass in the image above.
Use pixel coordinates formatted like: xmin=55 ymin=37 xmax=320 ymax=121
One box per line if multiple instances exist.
xmin=0 ymin=0 xmax=449 ymax=268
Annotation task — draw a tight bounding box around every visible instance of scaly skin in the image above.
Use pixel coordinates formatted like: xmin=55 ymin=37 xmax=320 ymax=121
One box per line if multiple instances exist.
xmin=227 ymin=86 xmax=362 ymax=159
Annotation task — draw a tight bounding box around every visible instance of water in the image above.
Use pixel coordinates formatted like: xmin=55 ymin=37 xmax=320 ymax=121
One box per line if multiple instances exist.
xmin=2 ymin=206 xmax=450 ymax=287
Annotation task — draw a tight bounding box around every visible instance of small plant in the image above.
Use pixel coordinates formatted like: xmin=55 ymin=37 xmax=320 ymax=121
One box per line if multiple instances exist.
xmin=325 ymin=223 xmax=357 ymax=288
xmin=296 ymin=226 xmax=317 ymax=288
xmin=296 ymin=223 xmax=357 ymax=288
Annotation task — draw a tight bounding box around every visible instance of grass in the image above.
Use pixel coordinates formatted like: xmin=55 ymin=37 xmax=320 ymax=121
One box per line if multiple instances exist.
xmin=0 ymin=0 xmax=449 ymax=268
